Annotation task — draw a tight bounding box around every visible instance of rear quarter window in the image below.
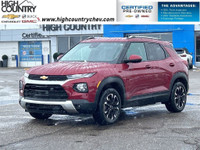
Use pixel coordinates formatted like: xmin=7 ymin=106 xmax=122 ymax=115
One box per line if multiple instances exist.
xmin=145 ymin=43 xmax=166 ymax=61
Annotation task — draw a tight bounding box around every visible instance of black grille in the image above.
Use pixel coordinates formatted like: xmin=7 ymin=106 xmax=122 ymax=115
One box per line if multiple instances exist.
xmin=28 ymin=74 xmax=67 ymax=81
xmin=24 ymin=84 xmax=68 ymax=101
xmin=26 ymin=103 xmax=67 ymax=114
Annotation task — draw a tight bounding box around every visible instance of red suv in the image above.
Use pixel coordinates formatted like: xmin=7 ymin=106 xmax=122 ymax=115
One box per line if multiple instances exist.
xmin=19 ymin=37 xmax=189 ymax=125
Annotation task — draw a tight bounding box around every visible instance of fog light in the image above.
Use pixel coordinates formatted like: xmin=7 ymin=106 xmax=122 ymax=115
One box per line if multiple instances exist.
xmin=73 ymin=83 xmax=88 ymax=93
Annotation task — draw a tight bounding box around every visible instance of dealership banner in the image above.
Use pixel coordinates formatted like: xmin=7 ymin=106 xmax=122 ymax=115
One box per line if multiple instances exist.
xmin=158 ymin=2 xmax=199 ymax=22
xmin=0 ymin=0 xmax=200 ymax=24
xmin=19 ymin=41 xmax=42 ymax=61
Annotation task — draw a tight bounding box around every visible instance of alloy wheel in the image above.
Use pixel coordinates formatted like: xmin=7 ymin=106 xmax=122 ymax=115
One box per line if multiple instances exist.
xmin=174 ymin=85 xmax=186 ymax=110
xmin=103 ymin=93 xmax=120 ymax=122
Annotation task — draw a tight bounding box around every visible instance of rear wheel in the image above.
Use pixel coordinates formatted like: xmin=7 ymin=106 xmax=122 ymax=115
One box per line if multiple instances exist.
xmin=187 ymin=60 xmax=190 ymax=69
xmin=189 ymin=62 xmax=193 ymax=70
xmin=29 ymin=112 xmax=52 ymax=120
xmin=93 ymin=88 xmax=121 ymax=125
xmin=165 ymin=82 xmax=187 ymax=112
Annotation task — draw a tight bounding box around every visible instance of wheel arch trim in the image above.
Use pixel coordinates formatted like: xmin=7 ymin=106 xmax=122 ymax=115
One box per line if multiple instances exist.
xmin=94 ymin=76 xmax=126 ymax=109
xmin=170 ymin=72 xmax=189 ymax=93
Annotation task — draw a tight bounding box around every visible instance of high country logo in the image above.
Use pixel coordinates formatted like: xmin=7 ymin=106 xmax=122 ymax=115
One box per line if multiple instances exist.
xmin=1 ymin=0 xmax=36 ymax=13
xmin=2 ymin=14 xmax=20 ymax=19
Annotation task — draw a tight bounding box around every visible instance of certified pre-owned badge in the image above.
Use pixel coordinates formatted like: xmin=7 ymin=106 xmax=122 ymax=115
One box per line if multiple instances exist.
xmin=40 ymin=76 xmax=48 ymax=80
xmin=2 ymin=14 xmax=20 ymax=19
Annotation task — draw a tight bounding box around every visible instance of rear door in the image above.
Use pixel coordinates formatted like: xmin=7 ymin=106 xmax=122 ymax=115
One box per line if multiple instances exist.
xmin=145 ymin=43 xmax=172 ymax=94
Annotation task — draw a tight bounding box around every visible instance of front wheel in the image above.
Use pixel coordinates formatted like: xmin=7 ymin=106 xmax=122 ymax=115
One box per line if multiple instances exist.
xmin=29 ymin=112 xmax=52 ymax=120
xmin=93 ymin=88 xmax=121 ymax=125
xmin=165 ymin=82 xmax=187 ymax=112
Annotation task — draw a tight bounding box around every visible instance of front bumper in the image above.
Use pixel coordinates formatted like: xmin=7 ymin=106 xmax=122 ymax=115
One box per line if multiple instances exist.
xmin=20 ymin=75 xmax=97 ymax=115
xmin=19 ymin=97 xmax=96 ymax=115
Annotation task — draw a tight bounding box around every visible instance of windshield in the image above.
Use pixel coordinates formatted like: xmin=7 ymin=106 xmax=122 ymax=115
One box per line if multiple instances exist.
xmin=59 ymin=42 xmax=125 ymax=63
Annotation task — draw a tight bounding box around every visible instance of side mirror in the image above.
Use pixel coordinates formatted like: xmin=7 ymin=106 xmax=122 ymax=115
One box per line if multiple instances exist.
xmin=124 ymin=55 xmax=142 ymax=63
xmin=57 ymin=54 xmax=63 ymax=61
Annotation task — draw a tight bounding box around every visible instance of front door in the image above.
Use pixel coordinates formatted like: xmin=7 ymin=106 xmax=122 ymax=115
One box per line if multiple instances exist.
xmin=122 ymin=42 xmax=154 ymax=99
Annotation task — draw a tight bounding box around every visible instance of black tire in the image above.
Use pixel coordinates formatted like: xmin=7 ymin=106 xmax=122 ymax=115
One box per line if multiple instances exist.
xmin=165 ymin=82 xmax=187 ymax=112
xmin=29 ymin=112 xmax=52 ymax=120
xmin=189 ymin=58 xmax=193 ymax=70
xmin=187 ymin=60 xmax=190 ymax=70
xmin=93 ymin=88 xmax=121 ymax=125
xmin=189 ymin=63 xmax=193 ymax=70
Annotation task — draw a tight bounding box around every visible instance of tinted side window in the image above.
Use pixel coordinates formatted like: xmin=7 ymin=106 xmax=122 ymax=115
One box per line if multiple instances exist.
xmin=145 ymin=43 xmax=166 ymax=61
xmin=125 ymin=43 xmax=147 ymax=61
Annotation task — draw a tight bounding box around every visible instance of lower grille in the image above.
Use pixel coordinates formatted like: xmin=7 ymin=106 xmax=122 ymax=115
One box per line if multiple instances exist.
xmin=26 ymin=103 xmax=67 ymax=114
xmin=24 ymin=84 xmax=68 ymax=101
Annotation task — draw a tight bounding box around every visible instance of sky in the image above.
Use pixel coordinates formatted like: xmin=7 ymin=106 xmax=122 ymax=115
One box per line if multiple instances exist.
xmin=0 ymin=24 xmax=40 ymax=30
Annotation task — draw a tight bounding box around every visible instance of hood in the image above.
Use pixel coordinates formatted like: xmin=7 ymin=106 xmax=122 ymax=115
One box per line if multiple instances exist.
xmin=27 ymin=62 xmax=114 ymax=75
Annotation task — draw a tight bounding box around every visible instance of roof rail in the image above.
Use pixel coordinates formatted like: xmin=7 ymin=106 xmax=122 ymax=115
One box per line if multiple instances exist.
xmin=85 ymin=36 xmax=95 ymax=40
xmin=127 ymin=35 xmax=135 ymax=39
xmin=127 ymin=35 xmax=160 ymax=40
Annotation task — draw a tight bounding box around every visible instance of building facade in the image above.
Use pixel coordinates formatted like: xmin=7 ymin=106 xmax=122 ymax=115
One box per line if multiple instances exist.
xmin=1 ymin=24 xmax=200 ymax=67
xmin=0 ymin=24 xmax=103 ymax=67
xmin=104 ymin=24 xmax=200 ymax=67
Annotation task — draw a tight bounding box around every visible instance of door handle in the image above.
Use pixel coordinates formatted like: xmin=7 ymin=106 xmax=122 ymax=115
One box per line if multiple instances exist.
xmin=146 ymin=65 xmax=151 ymax=69
xmin=169 ymin=63 xmax=175 ymax=67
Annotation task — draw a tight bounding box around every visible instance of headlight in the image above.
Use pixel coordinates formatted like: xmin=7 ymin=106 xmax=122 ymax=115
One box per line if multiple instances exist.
xmin=73 ymin=83 xmax=88 ymax=93
xmin=24 ymin=72 xmax=29 ymax=78
xmin=19 ymin=80 xmax=23 ymax=90
xmin=67 ymin=73 xmax=95 ymax=79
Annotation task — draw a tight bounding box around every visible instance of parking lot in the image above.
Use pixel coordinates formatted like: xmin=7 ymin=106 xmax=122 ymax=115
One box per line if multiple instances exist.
xmin=0 ymin=68 xmax=200 ymax=150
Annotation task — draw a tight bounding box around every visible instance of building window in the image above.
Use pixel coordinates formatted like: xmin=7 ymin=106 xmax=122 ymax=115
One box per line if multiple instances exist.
xmin=57 ymin=34 xmax=103 ymax=53
xmin=58 ymin=37 xmax=69 ymax=54
xmin=70 ymin=36 xmax=81 ymax=49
